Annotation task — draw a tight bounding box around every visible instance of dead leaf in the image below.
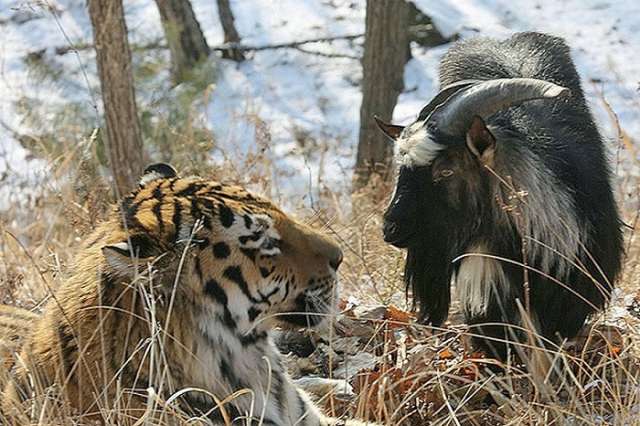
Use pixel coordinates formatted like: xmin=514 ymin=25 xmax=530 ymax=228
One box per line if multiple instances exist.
xmin=438 ymin=347 xmax=455 ymax=360
xmin=384 ymin=305 xmax=413 ymax=325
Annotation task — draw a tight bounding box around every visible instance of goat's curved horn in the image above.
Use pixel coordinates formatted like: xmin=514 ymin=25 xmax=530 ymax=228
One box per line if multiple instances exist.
xmin=417 ymin=79 xmax=481 ymax=122
xmin=432 ymin=78 xmax=570 ymax=136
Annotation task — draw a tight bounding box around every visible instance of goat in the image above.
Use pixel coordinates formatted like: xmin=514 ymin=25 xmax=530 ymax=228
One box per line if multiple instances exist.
xmin=377 ymin=32 xmax=623 ymax=358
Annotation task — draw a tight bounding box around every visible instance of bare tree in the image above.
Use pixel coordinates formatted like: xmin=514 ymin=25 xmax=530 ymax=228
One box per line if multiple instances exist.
xmin=155 ymin=0 xmax=210 ymax=83
xmin=88 ymin=0 xmax=145 ymax=197
xmin=216 ymin=0 xmax=245 ymax=62
xmin=354 ymin=0 xmax=411 ymax=190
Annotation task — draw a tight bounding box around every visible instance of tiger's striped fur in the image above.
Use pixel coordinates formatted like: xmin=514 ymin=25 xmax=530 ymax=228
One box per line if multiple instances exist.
xmin=0 ymin=305 xmax=38 ymax=393
xmin=0 ymin=305 xmax=37 ymax=361
xmin=1 ymin=164 xmax=369 ymax=425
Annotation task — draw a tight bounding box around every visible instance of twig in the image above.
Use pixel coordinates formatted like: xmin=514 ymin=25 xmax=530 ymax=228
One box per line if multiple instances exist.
xmin=43 ymin=0 xmax=99 ymax=124
xmin=231 ymin=33 xmax=364 ymax=51
xmin=0 ymin=118 xmax=22 ymax=140
xmin=292 ymin=46 xmax=359 ymax=59
xmin=53 ymin=33 xmax=364 ymax=58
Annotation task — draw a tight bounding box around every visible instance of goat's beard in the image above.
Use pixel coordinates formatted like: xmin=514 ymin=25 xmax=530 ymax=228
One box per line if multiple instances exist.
xmin=405 ymin=238 xmax=452 ymax=327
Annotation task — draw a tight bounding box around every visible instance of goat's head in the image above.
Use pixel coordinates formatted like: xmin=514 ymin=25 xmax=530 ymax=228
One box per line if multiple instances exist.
xmin=378 ymin=78 xmax=570 ymax=248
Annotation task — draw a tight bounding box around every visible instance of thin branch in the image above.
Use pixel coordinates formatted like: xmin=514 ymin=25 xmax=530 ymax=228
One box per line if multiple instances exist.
xmin=44 ymin=0 xmax=99 ymax=124
xmin=54 ymin=33 xmax=364 ymax=57
xmin=229 ymin=33 xmax=364 ymax=52
xmin=293 ymin=46 xmax=359 ymax=59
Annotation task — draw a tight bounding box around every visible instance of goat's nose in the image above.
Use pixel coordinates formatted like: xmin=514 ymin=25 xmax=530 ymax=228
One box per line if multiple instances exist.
xmin=383 ymin=221 xmax=399 ymax=241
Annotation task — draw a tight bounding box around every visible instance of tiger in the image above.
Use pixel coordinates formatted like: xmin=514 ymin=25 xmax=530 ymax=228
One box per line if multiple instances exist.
xmin=1 ymin=163 xmax=373 ymax=425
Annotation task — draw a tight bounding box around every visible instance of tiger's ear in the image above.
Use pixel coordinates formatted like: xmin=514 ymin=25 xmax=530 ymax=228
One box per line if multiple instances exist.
xmin=102 ymin=235 xmax=159 ymax=277
xmin=139 ymin=163 xmax=178 ymax=187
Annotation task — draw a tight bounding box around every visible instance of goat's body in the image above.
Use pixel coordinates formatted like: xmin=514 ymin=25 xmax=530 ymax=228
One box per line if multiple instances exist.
xmin=384 ymin=33 xmax=624 ymax=358
xmin=441 ymin=33 xmax=623 ymax=351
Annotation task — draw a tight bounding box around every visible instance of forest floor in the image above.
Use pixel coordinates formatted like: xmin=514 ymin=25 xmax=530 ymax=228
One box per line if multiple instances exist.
xmin=1 ymin=0 xmax=639 ymax=425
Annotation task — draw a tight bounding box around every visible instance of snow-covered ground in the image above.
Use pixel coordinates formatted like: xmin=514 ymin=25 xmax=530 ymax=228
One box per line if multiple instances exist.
xmin=1 ymin=0 xmax=638 ymax=210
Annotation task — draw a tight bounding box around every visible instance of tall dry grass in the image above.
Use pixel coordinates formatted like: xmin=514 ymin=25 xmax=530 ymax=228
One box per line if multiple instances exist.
xmin=1 ymin=105 xmax=638 ymax=424
xmin=1 ymin=20 xmax=639 ymax=423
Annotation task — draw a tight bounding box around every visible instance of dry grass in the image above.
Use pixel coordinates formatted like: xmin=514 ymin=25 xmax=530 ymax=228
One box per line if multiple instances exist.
xmin=311 ymin=172 xmax=640 ymax=425
xmin=1 ymin=39 xmax=639 ymax=425
xmin=1 ymin=116 xmax=639 ymax=425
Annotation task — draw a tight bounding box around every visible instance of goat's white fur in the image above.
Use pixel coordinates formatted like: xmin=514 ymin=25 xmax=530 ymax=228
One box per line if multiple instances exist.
xmin=395 ymin=121 xmax=443 ymax=167
xmin=455 ymin=243 xmax=509 ymax=316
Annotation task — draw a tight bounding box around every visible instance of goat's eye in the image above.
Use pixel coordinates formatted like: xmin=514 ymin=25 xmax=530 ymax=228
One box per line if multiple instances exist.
xmin=434 ymin=169 xmax=454 ymax=182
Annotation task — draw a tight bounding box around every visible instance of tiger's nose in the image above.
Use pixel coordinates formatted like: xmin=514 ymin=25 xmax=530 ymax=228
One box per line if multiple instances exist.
xmin=300 ymin=222 xmax=344 ymax=271
xmin=329 ymin=248 xmax=343 ymax=270
xmin=317 ymin=239 xmax=343 ymax=271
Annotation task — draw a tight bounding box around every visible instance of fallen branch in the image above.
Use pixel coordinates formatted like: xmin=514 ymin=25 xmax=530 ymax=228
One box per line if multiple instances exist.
xmin=292 ymin=46 xmax=359 ymax=60
xmin=229 ymin=33 xmax=364 ymax=52
xmin=55 ymin=40 xmax=164 ymax=55
xmin=54 ymin=33 xmax=364 ymax=57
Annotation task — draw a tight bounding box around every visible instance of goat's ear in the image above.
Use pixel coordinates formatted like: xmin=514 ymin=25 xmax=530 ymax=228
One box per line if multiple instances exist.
xmin=466 ymin=116 xmax=496 ymax=163
xmin=374 ymin=116 xmax=404 ymax=141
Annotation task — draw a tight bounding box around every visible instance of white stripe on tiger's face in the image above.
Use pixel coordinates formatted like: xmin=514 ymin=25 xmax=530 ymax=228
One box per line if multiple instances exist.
xmin=224 ymin=212 xmax=282 ymax=256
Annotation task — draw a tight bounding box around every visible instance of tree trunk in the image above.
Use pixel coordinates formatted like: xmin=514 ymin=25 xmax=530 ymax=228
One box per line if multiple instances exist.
xmin=216 ymin=0 xmax=245 ymax=62
xmin=354 ymin=0 xmax=411 ymax=190
xmin=155 ymin=0 xmax=210 ymax=84
xmin=88 ymin=0 xmax=145 ymax=197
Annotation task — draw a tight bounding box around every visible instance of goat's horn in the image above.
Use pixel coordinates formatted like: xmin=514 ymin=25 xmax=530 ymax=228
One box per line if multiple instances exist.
xmin=417 ymin=79 xmax=481 ymax=122
xmin=432 ymin=78 xmax=570 ymax=136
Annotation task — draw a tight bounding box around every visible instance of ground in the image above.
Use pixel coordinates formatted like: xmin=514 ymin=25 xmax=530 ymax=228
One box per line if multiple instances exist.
xmin=0 ymin=0 xmax=639 ymax=424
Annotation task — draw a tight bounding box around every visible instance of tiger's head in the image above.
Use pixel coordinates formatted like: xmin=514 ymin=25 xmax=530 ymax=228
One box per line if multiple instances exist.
xmin=100 ymin=163 xmax=342 ymax=334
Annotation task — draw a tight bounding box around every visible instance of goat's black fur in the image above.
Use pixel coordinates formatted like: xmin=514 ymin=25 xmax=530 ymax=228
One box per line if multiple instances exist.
xmin=383 ymin=32 xmax=623 ymax=358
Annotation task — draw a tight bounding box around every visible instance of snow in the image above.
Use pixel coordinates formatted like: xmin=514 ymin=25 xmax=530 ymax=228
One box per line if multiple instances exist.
xmin=414 ymin=0 xmax=640 ymax=138
xmin=0 ymin=0 xmax=638 ymax=210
